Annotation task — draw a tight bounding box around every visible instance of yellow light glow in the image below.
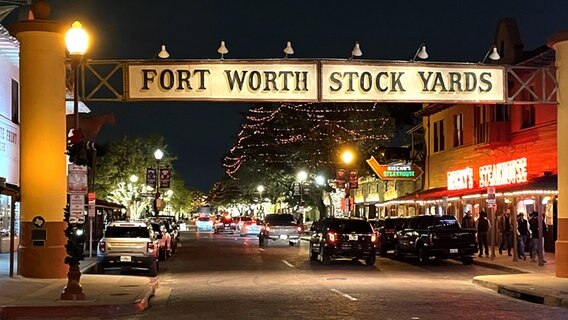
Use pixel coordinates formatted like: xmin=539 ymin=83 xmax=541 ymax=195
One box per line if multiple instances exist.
xmin=65 ymin=21 xmax=89 ymax=55
xmin=341 ymin=150 xmax=354 ymax=164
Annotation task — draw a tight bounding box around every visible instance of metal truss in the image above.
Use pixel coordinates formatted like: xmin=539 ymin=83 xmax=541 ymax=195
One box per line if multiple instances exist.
xmin=77 ymin=59 xmax=559 ymax=105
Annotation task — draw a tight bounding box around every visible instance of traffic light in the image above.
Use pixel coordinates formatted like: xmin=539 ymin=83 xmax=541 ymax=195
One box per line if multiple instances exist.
xmin=67 ymin=128 xmax=88 ymax=166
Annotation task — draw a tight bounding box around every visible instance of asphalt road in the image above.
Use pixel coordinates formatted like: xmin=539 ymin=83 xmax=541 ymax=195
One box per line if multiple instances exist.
xmin=99 ymin=230 xmax=567 ymax=320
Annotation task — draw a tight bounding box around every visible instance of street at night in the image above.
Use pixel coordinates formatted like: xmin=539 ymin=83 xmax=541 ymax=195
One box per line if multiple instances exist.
xmin=87 ymin=230 xmax=566 ymax=320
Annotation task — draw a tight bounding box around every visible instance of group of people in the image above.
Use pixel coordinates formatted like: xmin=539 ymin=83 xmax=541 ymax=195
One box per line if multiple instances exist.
xmin=461 ymin=209 xmax=548 ymax=262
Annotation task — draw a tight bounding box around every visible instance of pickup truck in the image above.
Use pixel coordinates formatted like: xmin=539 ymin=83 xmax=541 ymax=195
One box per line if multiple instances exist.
xmin=394 ymin=215 xmax=478 ymax=265
xmin=259 ymin=214 xmax=303 ymax=247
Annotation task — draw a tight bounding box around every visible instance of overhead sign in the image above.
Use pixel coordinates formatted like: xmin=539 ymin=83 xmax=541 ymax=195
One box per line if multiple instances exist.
xmin=127 ymin=61 xmax=319 ymax=102
xmin=366 ymin=156 xmax=424 ymax=181
xmin=125 ymin=61 xmax=505 ymax=103
xmin=321 ymin=62 xmax=505 ymax=103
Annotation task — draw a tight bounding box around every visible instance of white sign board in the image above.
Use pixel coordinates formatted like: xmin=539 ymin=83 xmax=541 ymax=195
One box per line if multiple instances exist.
xmin=127 ymin=62 xmax=319 ymax=102
xmin=0 ymin=116 xmax=20 ymax=185
xmin=321 ymin=62 xmax=505 ymax=103
xmin=69 ymin=194 xmax=85 ymax=224
xmin=67 ymin=164 xmax=88 ymax=194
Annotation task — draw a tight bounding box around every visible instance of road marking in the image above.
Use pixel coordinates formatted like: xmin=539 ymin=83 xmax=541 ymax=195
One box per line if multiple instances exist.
xmin=259 ymin=248 xmax=265 ymax=251
xmin=330 ymin=289 xmax=358 ymax=301
xmin=281 ymin=260 xmax=295 ymax=268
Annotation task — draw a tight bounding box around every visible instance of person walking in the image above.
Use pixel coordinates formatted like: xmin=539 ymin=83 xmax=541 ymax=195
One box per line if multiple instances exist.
xmin=477 ymin=211 xmax=490 ymax=257
xmin=462 ymin=211 xmax=475 ymax=229
xmin=529 ymin=211 xmax=548 ymax=262
xmin=498 ymin=209 xmax=513 ymax=256
xmin=516 ymin=212 xmax=530 ymax=260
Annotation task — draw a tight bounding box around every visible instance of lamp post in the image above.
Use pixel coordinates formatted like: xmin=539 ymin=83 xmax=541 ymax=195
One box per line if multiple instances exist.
xmin=129 ymin=174 xmax=139 ymax=220
xmin=297 ymin=170 xmax=308 ymax=223
xmin=61 ymin=21 xmax=89 ymax=301
xmin=153 ymin=149 xmax=164 ymax=217
xmin=256 ymin=185 xmax=265 ymax=218
xmin=340 ymin=149 xmax=355 ymax=217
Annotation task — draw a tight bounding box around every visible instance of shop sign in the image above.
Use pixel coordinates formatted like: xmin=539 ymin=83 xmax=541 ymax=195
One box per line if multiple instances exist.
xmin=446 ymin=157 xmax=528 ymax=190
xmin=366 ymin=156 xmax=423 ymax=181
xmin=479 ymin=157 xmax=528 ymax=187
xmin=447 ymin=167 xmax=474 ymax=190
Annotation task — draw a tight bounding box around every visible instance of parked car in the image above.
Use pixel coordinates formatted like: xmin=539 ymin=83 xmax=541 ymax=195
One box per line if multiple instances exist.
xmin=236 ymin=216 xmax=254 ymax=232
xmin=308 ymin=218 xmax=377 ymax=266
xmin=195 ymin=216 xmax=214 ymax=232
xmin=214 ymin=215 xmax=237 ymax=233
xmin=394 ymin=215 xmax=478 ymax=265
xmin=96 ymin=221 xmax=159 ymax=276
xmin=239 ymin=217 xmax=261 ymax=237
xmin=259 ymin=214 xmax=302 ymax=246
xmin=376 ymin=217 xmax=408 ymax=256
xmin=150 ymin=221 xmax=172 ymax=261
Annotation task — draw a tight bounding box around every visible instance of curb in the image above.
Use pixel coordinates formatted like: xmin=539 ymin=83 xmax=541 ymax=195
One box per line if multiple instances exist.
xmin=472 ymin=277 xmax=568 ymax=309
xmin=0 ymin=280 xmax=156 ymax=319
xmin=470 ymin=259 xmax=529 ymax=274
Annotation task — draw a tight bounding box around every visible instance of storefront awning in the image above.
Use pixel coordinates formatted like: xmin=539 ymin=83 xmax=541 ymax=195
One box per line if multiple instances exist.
xmin=378 ymin=174 xmax=557 ymax=206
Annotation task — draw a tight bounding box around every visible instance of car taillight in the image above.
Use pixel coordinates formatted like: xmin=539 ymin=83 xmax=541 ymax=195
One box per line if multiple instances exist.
xmin=371 ymin=233 xmax=377 ymax=243
xmin=297 ymin=226 xmax=303 ymax=233
xmin=147 ymin=242 xmax=155 ymax=254
xmin=327 ymin=232 xmax=337 ymax=243
xmin=98 ymin=241 xmax=106 ymax=252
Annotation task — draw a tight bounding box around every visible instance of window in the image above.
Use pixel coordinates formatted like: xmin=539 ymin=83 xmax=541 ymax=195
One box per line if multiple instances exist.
xmin=494 ymin=104 xmax=510 ymax=122
xmin=521 ymin=105 xmax=535 ymax=129
xmin=453 ymin=113 xmax=463 ymax=147
xmin=11 ymin=79 xmax=19 ymax=124
xmin=474 ymin=105 xmax=488 ymax=144
xmin=433 ymin=120 xmax=445 ymax=152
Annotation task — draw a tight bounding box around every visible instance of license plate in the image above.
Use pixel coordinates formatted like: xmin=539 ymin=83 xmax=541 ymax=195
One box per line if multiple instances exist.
xmin=450 ymin=249 xmax=458 ymax=254
xmin=349 ymin=234 xmax=358 ymax=241
xmin=120 ymin=256 xmax=131 ymax=262
xmin=279 ymin=234 xmax=288 ymax=240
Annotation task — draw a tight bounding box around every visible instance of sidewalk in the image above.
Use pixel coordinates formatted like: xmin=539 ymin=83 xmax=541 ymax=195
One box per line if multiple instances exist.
xmin=0 ymin=254 xmax=156 ymax=319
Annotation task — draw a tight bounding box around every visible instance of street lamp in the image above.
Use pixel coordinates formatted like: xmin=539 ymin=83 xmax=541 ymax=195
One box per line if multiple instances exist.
xmin=297 ymin=170 xmax=308 ymax=223
xmin=340 ymin=149 xmax=356 ymax=217
xmin=129 ymin=175 xmax=139 ymax=220
xmin=153 ymin=149 xmax=164 ymax=217
xmin=256 ymin=185 xmax=265 ymax=217
xmin=61 ymin=20 xmax=89 ymax=301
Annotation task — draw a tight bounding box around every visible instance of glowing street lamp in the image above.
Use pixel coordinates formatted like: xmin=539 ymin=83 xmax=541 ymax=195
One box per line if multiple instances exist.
xmin=153 ymin=149 xmax=164 ymax=216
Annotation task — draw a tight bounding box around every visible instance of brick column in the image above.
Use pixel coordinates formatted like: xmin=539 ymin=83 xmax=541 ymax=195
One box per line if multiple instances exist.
xmin=11 ymin=15 xmax=67 ymax=278
xmin=549 ymin=31 xmax=568 ymax=277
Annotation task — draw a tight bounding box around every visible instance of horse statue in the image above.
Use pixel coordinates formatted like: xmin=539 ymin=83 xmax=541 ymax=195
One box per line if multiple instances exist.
xmin=66 ymin=113 xmax=116 ymax=142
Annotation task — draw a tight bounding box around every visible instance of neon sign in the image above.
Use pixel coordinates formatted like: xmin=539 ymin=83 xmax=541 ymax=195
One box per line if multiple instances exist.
xmin=447 ymin=167 xmax=474 ymax=190
xmin=479 ymin=157 xmax=527 ymax=187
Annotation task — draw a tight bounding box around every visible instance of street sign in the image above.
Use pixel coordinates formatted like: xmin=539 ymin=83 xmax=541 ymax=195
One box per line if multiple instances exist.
xmin=67 ymin=164 xmax=88 ymax=194
xmin=366 ymin=156 xmax=424 ymax=181
xmin=348 ymin=170 xmax=358 ymax=189
xmin=336 ymin=169 xmax=347 ymax=187
xmin=487 ymin=187 xmax=496 ymax=204
xmin=32 ymin=216 xmax=45 ymax=229
xmin=69 ymin=194 xmax=85 ymax=224
xmin=88 ymin=192 xmax=96 ymax=218
xmin=146 ymin=168 xmax=156 ymax=187
xmin=160 ymin=168 xmax=171 ymax=188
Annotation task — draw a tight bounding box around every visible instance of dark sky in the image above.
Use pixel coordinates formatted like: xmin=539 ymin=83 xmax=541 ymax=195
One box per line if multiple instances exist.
xmin=12 ymin=0 xmax=568 ymax=192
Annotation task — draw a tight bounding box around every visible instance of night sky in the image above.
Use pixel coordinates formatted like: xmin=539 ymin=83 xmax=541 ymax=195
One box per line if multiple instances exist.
xmin=8 ymin=0 xmax=568 ymax=192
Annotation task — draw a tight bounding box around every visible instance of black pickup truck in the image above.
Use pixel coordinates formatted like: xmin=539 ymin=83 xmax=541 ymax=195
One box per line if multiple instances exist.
xmin=394 ymin=215 xmax=478 ymax=265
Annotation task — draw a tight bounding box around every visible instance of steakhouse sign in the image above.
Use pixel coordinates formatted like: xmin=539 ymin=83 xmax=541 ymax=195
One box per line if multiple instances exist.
xmin=126 ymin=60 xmax=506 ymax=103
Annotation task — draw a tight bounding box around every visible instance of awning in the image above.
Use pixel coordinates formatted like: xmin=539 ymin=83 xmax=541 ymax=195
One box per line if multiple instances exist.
xmin=378 ymin=174 xmax=557 ymax=206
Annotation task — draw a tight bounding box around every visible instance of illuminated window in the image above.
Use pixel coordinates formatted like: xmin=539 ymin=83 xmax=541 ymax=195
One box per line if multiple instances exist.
xmin=453 ymin=113 xmax=463 ymax=147
xmin=521 ymin=105 xmax=535 ymax=129
xmin=433 ymin=120 xmax=445 ymax=152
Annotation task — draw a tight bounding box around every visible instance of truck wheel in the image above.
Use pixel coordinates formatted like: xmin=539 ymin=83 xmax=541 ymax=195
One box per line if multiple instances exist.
xmin=319 ymin=247 xmax=331 ymax=265
xmin=365 ymin=253 xmax=376 ymax=266
xmin=309 ymin=245 xmax=317 ymax=261
xmin=417 ymin=247 xmax=428 ymax=264
xmin=378 ymin=242 xmax=388 ymax=256
xmin=148 ymin=261 xmax=158 ymax=277
xmin=95 ymin=263 xmax=105 ymax=274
